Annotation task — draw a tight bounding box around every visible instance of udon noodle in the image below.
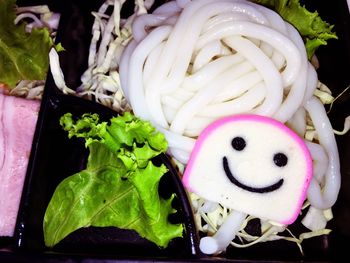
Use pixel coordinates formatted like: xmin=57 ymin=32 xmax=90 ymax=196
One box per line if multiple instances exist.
xmin=119 ymin=0 xmax=340 ymax=214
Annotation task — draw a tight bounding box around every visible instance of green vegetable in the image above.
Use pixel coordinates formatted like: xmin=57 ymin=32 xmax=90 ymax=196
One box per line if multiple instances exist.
xmin=255 ymin=0 xmax=337 ymax=58
xmin=0 ymin=0 xmax=58 ymax=88
xmin=44 ymin=112 xmax=183 ymax=248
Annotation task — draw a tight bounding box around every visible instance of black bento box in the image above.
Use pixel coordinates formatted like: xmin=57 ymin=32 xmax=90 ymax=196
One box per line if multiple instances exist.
xmin=1 ymin=0 xmax=349 ymax=262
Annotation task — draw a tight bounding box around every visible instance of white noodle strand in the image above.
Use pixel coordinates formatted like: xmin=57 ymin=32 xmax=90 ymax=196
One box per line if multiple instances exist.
xmin=304 ymin=97 xmax=341 ymax=209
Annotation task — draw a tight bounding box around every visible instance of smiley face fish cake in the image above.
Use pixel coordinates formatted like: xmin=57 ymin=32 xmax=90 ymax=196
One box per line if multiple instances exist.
xmin=183 ymin=114 xmax=313 ymax=225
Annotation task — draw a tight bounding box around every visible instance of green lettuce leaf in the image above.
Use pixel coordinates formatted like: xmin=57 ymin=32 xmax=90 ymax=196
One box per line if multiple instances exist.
xmin=44 ymin=112 xmax=183 ymax=248
xmin=0 ymin=0 xmax=55 ymax=87
xmin=255 ymin=0 xmax=337 ymax=58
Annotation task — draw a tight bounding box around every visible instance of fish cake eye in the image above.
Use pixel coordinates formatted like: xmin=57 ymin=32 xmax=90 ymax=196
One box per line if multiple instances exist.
xmin=273 ymin=152 xmax=288 ymax=167
xmin=231 ymin=136 xmax=246 ymax=151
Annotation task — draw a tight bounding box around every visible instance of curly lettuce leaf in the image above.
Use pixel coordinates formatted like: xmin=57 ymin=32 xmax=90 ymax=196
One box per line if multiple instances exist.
xmin=255 ymin=0 xmax=337 ymax=58
xmin=44 ymin=112 xmax=183 ymax=248
xmin=0 ymin=0 xmax=55 ymax=87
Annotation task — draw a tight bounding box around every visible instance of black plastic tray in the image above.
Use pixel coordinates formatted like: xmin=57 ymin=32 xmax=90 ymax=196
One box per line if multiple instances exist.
xmin=1 ymin=0 xmax=350 ymax=262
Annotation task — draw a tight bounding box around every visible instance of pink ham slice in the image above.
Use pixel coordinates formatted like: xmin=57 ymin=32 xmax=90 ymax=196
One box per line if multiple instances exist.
xmin=0 ymin=93 xmax=40 ymax=236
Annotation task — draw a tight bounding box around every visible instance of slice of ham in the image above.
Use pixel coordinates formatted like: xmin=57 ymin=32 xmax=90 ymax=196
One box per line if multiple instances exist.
xmin=0 ymin=93 xmax=40 ymax=236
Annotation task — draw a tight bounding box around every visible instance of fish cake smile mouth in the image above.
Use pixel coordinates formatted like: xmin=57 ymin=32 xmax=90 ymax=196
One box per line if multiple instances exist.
xmin=222 ymin=156 xmax=284 ymax=193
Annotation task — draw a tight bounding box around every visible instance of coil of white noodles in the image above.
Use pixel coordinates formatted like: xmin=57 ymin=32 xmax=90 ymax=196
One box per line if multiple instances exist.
xmin=120 ymin=0 xmax=340 ymax=221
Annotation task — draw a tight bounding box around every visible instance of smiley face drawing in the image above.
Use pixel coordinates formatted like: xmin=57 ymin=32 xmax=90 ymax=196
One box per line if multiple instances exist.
xmin=183 ymin=114 xmax=313 ymax=225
